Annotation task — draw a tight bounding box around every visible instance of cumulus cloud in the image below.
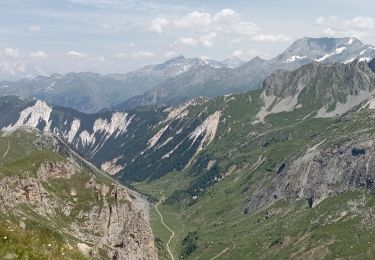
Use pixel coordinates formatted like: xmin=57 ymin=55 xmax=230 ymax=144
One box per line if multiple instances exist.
xmin=253 ymin=33 xmax=291 ymax=42
xmin=174 ymin=11 xmax=211 ymax=30
xmin=114 ymin=51 xmax=155 ymax=59
xmin=67 ymin=50 xmax=88 ymax=59
xmin=199 ymin=32 xmax=217 ymax=47
xmin=164 ymin=51 xmax=177 ymax=58
xmin=28 ymin=25 xmax=42 ymax=32
xmin=151 ymin=8 xmax=289 ymax=49
xmin=213 ymin=8 xmax=239 ymax=24
xmin=148 ymin=17 xmax=169 ymax=33
xmin=2 ymin=48 xmax=21 ymax=58
xmin=315 ymin=16 xmax=375 ymax=38
xmin=29 ymin=51 xmax=48 ymax=58
xmin=175 ymin=37 xmax=198 ymax=46
xmin=173 ymin=33 xmax=217 ymax=48
xmin=347 ymin=17 xmax=375 ymax=30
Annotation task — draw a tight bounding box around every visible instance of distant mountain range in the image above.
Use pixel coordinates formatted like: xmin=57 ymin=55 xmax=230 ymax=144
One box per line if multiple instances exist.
xmin=1 ymin=37 xmax=375 ymax=113
xmin=118 ymin=37 xmax=375 ymax=109
xmin=0 ymin=55 xmax=244 ymax=113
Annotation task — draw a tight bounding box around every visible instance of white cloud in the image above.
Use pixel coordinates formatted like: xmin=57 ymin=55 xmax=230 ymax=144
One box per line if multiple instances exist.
xmin=174 ymin=11 xmax=211 ymax=30
xmin=315 ymin=16 xmax=375 ymax=38
xmin=213 ymin=8 xmax=239 ymax=23
xmin=67 ymin=50 xmax=88 ymax=59
xmin=165 ymin=51 xmax=177 ymax=58
xmin=114 ymin=51 xmax=155 ymax=59
xmin=148 ymin=17 xmax=169 ymax=33
xmin=130 ymin=51 xmax=155 ymax=59
xmin=28 ymin=25 xmax=42 ymax=32
xmin=29 ymin=51 xmax=48 ymax=58
xmin=113 ymin=53 xmax=128 ymax=58
xmin=346 ymin=17 xmax=375 ymax=30
xmin=175 ymin=37 xmax=198 ymax=46
xmin=199 ymin=32 xmax=217 ymax=47
xmin=2 ymin=48 xmax=21 ymax=58
xmin=253 ymin=34 xmax=291 ymax=42
xmin=316 ymin=16 xmax=374 ymax=30
xmin=322 ymin=27 xmax=366 ymax=39
xmin=166 ymin=9 xmax=289 ymax=47
xmin=98 ymin=23 xmax=115 ymax=31
xmin=173 ymin=33 xmax=216 ymax=48
xmin=233 ymin=22 xmax=260 ymax=36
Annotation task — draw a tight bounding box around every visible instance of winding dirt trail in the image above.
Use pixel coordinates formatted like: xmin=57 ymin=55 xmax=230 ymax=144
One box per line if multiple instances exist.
xmin=155 ymin=192 xmax=175 ymax=260
xmin=210 ymin=248 xmax=229 ymax=260
xmin=2 ymin=139 xmax=10 ymax=160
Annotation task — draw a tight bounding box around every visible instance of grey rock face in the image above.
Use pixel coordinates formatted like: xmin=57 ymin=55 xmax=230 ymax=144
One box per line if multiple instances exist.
xmin=259 ymin=60 xmax=375 ymax=118
xmin=0 ymin=160 xmax=158 ymax=260
xmin=246 ymin=134 xmax=375 ymax=212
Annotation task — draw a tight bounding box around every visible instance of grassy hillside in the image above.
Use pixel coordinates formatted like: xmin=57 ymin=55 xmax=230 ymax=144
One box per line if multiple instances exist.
xmin=134 ymin=99 xmax=375 ymax=259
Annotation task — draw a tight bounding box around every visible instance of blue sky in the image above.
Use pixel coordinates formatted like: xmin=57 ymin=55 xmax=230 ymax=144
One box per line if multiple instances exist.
xmin=1 ymin=0 xmax=375 ymax=74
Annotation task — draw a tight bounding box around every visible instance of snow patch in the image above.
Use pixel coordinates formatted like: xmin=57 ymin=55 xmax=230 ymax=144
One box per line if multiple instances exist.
xmin=359 ymin=57 xmax=371 ymax=62
xmin=315 ymin=47 xmax=346 ymax=62
xmin=344 ymin=58 xmax=355 ymax=64
xmin=284 ymin=55 xmax=307 ymax=63
xmin=175 ymin=65 xmax=191 ymax=75
xmin=335 ymin=47 xmax=347 ymax=54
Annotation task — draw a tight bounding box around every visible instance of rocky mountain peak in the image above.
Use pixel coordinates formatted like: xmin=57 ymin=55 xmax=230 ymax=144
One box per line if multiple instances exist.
xmin=275 ymin=37 xmax=375 ymax=65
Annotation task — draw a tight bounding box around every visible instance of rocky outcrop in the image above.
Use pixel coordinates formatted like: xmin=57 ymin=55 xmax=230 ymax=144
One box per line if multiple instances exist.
xmin=256 ymin=60 xmax=375 ymax=121
xmin=246 ymin=134 xmax=375 ymax=212
xmin=0 ymin=159 xmax=158 ymax=260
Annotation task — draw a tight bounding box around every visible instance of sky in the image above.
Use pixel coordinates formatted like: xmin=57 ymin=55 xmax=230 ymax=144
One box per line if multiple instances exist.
xmin=1 ymin=0 xmax=375 ymax=75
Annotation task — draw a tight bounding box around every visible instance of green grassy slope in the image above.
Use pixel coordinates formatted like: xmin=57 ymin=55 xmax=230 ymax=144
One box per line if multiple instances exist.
xmin=133 ymin=94 xmax=375 ymax=259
